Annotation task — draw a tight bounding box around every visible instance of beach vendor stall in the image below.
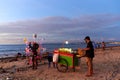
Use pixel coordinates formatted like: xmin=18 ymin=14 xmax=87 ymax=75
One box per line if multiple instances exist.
xmin=56 ymin=48 xmax=85 ymax=73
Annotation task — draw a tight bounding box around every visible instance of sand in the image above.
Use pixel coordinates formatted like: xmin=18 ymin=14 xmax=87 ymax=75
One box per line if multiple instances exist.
xmin=0 ymin=47 xmax=120 ymax=80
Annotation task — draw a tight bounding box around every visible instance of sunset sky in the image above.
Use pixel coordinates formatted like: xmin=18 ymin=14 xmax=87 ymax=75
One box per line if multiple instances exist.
xmin=0 ymin=0 xmax=120 ymax=44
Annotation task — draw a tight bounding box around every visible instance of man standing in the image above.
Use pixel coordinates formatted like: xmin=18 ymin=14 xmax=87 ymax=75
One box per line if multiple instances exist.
xmin=31 ymin=42 xmax=39 ymax=69
xmin=83 ymin=36 xmax=94 ymax=77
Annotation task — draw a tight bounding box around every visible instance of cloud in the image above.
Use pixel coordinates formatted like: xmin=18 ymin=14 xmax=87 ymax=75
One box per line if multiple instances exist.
xmin=0 ymin=14 xmax=120 ymax=43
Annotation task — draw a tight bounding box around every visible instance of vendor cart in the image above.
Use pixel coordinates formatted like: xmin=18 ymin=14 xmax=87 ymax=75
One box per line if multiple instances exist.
xmin=56 ymin=51 xmax=80 ymax=73
xmin=56 ymin=48 xmax=85 ymax=73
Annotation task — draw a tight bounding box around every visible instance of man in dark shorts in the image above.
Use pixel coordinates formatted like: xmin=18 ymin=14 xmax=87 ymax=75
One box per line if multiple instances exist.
xmin=31 ymin=42 xmax=39 ymax=69
xmin=83 ymin=36 xmax=94 ymax=77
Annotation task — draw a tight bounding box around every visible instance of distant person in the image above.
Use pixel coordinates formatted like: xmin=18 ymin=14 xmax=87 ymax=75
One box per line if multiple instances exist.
xmin=47 ymin=52 xmax=53 ymax=68
xmin=92 ymin=41 xmax=97 ymax=49
xmin=102 ymin=41 xmax=106 ymax=50
xmin=82 ymin=36 xmax=94 ymax=77
xmin=97 ymin=43 xmax=100 ymax=48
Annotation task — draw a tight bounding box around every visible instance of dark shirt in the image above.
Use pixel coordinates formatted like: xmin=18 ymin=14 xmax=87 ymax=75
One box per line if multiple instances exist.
xmin=86 ymin=41 xmax=94 ymax=58
xmin=48 ymin=52 xmax=53 ymax=62
xmin=31 ymin=43 xmax=39 ymax=56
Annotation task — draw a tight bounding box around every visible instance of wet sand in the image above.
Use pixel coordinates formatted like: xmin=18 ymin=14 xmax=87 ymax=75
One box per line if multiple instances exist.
xmin=0 ymin=46 xmax=120 ymax=80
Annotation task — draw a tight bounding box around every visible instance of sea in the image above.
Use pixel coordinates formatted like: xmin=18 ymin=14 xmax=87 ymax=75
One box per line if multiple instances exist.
xmin=0 ymin=42 xmax=120 ymax=58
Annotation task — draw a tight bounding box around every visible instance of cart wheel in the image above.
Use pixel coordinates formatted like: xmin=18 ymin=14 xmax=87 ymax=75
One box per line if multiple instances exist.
xmin=56 ymin=58 xmax=68 ymax=73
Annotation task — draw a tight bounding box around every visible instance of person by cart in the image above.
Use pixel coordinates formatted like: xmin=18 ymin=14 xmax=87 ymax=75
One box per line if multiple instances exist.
xmin=82 ymin=36 xmax=94 ymax=77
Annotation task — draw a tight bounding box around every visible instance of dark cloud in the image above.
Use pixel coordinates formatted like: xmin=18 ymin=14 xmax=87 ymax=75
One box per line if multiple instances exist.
xmin=0 ymin=14 xmax=120 ymax=43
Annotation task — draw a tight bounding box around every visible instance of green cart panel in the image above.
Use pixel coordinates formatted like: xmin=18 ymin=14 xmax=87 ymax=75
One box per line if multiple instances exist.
xmin=58 ymin=52 xmax=79 ymax=68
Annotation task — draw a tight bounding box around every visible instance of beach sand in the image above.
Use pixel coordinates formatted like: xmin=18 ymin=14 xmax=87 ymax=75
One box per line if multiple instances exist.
xmin=0 ymin=47 xmax=120 ymax=80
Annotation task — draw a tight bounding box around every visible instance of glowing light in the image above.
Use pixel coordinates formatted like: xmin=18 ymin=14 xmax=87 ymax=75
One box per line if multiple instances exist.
xmin=65 ymin=41 xmax=69 ymax=44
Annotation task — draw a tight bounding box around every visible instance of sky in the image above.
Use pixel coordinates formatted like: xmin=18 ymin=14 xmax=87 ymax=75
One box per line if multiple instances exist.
xmin=0 ymin=0 xmax=120 ymax=44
